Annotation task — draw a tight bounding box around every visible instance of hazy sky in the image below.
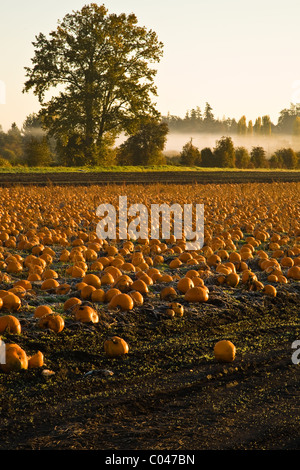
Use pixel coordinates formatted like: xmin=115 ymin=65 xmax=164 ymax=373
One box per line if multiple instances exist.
xmin=0 ymin=0 xmax=300 ymax=131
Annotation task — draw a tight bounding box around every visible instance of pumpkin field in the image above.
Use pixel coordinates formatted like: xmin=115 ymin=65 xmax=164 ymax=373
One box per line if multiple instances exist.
xmin=0 ymin=179 xmax=299 ymax=450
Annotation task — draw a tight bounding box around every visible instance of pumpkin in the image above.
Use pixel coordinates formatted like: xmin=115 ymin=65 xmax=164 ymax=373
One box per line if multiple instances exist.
xmin=113 ymin=275 xmax=133 ymax=292
xmin=169 ymin=258 xmax=182 ymax=269
xmin=28 ymin=351 xmax=44 ymax=369
xmin=184 ymin=286 xmax=209 ymax=303
xmin=177 ymin=277 xmax=194 ymax=294
xmin=34 ymin=305 xmax=53 ymax=318
xmin=0 ymin=343 xmax=28 ymax=373
xmin=8 ymin=286 xmax=26 ymax=298
xmin=104 ymin=288 xmax=122 ymax=303
xmin=287 ymin=266 xmax=300 ymax=280
xmin=63 ymin=297 xmax=82 ymax=312
xmin=160 ymin=286 xmax=177 ymax=300
xmin=108 ymin=293 xmax=134 ymax=311
xmin=0 ymin=315 xmax=21 ymax=334
xmin=129 ymin=290 xmax=144 ymax=306
xmin=82 ymin=273 xmax=101 ymax=288
xmin=42 ymin=269 xmax=58 ymax=280
xmin=277 ymin=275 xmax=288 ymax=284
xmin=263 ymin=285 xmax=277 ymax=297
xmin=80 ymin=284 xmax=96 ymax=300
xmin=226 ymin=272 xmax=240 ymax=287
xmin=100 ymin=272 xmax=115 ymax=285
xmin=2 ymin=293 xmax=21 ymax=311
xmin=214 ymin=340 xmax=236 ymax=363
xmin=169 ymin=302 xmax=184 ymax=317
xmin=37 ymin=313 xmax=65 ymax=333
xmin=207 ymin=254 xmax=222 ymax=267
xmin=74 ymin=305 xmax=99 ymax=323
xmin=14 ymin=280 xmax=32 ymax=291
xmin=166 ymin=308 xmax=175 ymax=318
xmin=41 ymin=278 xmax=60 ymax=290
xmin=104 ymin=336 xmax=129 ymax=357
xmin=131 ymin=279 xmax=149 ymax=294
xmin=91 ymin=288 xmax=106 ymax=303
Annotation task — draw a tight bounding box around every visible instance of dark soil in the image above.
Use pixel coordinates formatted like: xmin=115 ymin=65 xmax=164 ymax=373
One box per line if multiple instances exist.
xmin=0 ymin=272 xmax=299 ymax=451
xmin=0 ymin=170 xmax=299 ymax=186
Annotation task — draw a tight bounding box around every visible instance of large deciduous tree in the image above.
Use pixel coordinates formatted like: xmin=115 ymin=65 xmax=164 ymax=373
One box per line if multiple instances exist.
xmin=23 ymin=3 xmax=164 ymax=165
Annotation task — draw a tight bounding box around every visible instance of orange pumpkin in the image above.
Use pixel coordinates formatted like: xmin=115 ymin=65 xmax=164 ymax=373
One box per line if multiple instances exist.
xmin=184 ymin=286 xmax=209 ymax=303
xmin=63 ymin=297 xmax=82 ymax=312
xmin=0 ymin=343 xmax=28 ymax=373
xmin=28 ymin=351 xmax=44 ymax=369
xmin=177 ymin=277 xmax=194 ymax=294
xmin=160 ymin=286 xmax=177 ymax=300
xmin=129 ymin=290 xmax=144 ymax=306
xmin=82 ymin=273 xmax=101 ymax=288
xmin=80 ymin=284 xmax=96 ymax=300
xmin=169 ymin=302 xmax=184 ymax=317
xmin=37 ymin=313 xmax=65 ymax=333
xmin=2 ymin=293 xmax=21 ymax=312
xmin=104 ymin=288 xmax=122 ymax=303
xmin=91 ymin=288 xmax=106 ymax=303
xmin=74 ymin=305 xmax=99 ymax=323
xmin=41 ymin=279 xmax=60 ymax=291
xmin=104 ymin=336 xmax=129 ymax=357
xmin=226 ymin=272 xmax=240 ymax=287
xmin=108 ymin=293 xmax=134 ymax=311
xmin=263 ymin=285 xmax=277 ymax=297
xmin=0 ymin=315 xmax=21 ymax=334
xmin=34 ymin=305 xmax=53 ymax=318
xmin=214 ymin=340 xmax=236 ymax=363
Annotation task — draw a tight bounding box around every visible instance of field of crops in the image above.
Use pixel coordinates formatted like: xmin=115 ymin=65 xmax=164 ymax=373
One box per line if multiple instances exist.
xmin=0 ymin=180 xmax=299 ymax=450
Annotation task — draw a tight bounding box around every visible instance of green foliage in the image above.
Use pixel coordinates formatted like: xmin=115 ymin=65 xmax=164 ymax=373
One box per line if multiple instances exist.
xmin=22 ymin=136 xmax=52 ymax=167
xmin=0 ymin=156 xmax=11 ymax=167
xmin=237 ymin=116 xmax=247 ymax=135
xmin=200 ymin=147 xmax=214 ymax=167
xmin=277 ymin=104 xmax=300 ymax=134
xmin=213 ymin=136 xmax=235 ymax=168
xmin=0 ymin=148 xmax=17 ymax=164
xmin=273 ymin=147 xmax=297 ymax=169
xmin=179 ymin=138 xmax=201 ymax=166
xmin=117 ymin=120 xmax=168 ymax=166
xmin=23 ymin=3 xmax=164 ymax=166
xmin=269 ymin=153 xmax=283 ymax=169
xmin=250 ymin=146 xmax=267 ymax=168
xmin=293 ymin=116 xmax=300 ymax=136
xmin=235 ymin=146 xmax=250 ymax=168
xmin=261 ymin=115 xmax=272 ymax=135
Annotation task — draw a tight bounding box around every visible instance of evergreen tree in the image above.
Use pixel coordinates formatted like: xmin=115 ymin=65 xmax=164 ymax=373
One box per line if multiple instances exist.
xmin=262 ymin=115 xmax=272 ymax=135
xmin=253 ymin=117 xmax=262 ymax=134
xmin=237 ymin=116 xmax=247 ymax=135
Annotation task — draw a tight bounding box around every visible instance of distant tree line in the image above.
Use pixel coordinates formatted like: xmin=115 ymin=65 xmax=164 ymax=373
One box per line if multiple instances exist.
xmin=1 ymin=106 xmax=300 ymax=168
xmin=173 ymin=136 xmax=300 ymax=169
xmin=0 ymin=115 xmax=169 ymax=167
xmin=163 ymin=103 xmax=300 ymax=136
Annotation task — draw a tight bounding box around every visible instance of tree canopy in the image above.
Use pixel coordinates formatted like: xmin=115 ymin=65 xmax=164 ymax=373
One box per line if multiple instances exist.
xmin=23 ymin=3 xmax=164 ymax=165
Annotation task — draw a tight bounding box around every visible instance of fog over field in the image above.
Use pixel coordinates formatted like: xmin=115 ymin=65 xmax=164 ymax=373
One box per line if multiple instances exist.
xmin=163 ymin=133 xmax=300 ymax=157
